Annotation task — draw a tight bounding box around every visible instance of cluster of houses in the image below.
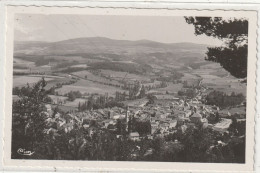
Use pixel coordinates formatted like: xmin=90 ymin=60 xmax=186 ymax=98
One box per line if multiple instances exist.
xmin=43 ymin=81 xmax=246 ymax=142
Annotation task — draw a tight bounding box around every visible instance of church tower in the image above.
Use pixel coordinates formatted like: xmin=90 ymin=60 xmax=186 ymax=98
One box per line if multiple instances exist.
xmin=125 ymin=106 xmax=131 ymax=133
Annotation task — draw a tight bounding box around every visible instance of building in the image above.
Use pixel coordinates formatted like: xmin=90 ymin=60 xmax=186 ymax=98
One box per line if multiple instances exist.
xmin=44 ymin=104 xmax=52 ymax=116
xmin=190 ymin=113 xmax=202 ymax=124
xmin=102 ymin=119 xmax=114 ymax=128
xmin=180 ymin=124 xmax=188 ymax=133
xmin=212 ymin=119 xmax=232 ymax=133
xmin=184 ymin=110 xmax=192 ymax=118
xmin=160 ymin=123 xmax=170 ymax=133
xmin=129 ymin=132 xmax=140 ymax=141
xmin=169 ymin=120 xmax=177 ymax=128
xmin=154 ymin=95 xmax=180 ymax=104
xmin=151 ymin=122 xmax=158 ymax=134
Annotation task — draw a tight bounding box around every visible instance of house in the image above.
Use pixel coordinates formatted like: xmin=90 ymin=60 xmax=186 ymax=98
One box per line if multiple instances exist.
xmin=212 ymin=119 xmax=232 ymax=133
xmin=184 ymin=110 xmax=192 ymax=118
xmin=129 ymin=132 xmax=140 ymax=141
xmin=116 ymin=135 xmax=122 ymax=139
xmin=177 ymin=117 xmax=185 ymax=126
xmin=180 ymin=124 xmax=188 ymax=133
xmin=150 ymin=117 xmax=157 ymax=123
xmin=108 ymin=110 xmax=115 ymax=119
xmin=147 ymin=135 xmax=153 ymax=140
xmin=63 ymin=123 xmax=74 ymax=133
xmin=107 ymin=124 xmax=116 ymax=131
xmin=169 ymin=120 xmax=177 ymax=128
xmin=159 ymin=113 xmax=169 ymax=119
xmin=201 ymin=118 xmax=209 ymax=128
xmin=166 ymin=118 xmax=172 ymax=121
xmin=190 ymin=113 xmax=202 ymax=124
xmin=102 ymin=119 xmax=114 ymax=128
xmin=144 ymin=148 xmax=153 ymax=156
xmin=88 ymin=127 xmax=97 ymax=137
xmin=171 ymin=110 xmax=185 ymax=118
xmin=83 ymin=124 xmax=90 ymax=129
xmin=201 ymin=118 xmax=208 ymax=124
xmin=160 ymin=123 xmax=170 ymax=132
xmin=112 ymin=115 xmax=121 ymax=120
xmin=207 ymin=123 xmax=214 ymax=129
xmin=45 ymin=104 xmax=52 ymax=116
xmin=186 ymin=123 xmax=195 ymax=129
xmin=151 ymin=122 xmax=158 ymax=134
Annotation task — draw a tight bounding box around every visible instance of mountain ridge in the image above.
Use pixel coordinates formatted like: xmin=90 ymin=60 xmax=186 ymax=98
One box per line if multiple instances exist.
xmin=15 ymin=37 xmax=208 ymax=48
xmin=14 ymin=37 xmax=209 ymax=65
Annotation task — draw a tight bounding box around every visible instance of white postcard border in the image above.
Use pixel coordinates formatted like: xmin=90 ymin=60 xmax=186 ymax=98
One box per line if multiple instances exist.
xmin=2 ymin=5 xmax=258 ymax=172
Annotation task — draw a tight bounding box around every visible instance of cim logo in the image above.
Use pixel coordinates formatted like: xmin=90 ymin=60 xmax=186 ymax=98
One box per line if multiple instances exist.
xmin=17 ymin=148 xmax=35 ymax=156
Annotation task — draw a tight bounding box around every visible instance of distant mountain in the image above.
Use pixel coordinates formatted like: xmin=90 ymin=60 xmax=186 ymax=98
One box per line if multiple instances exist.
xmin=15 ymin=37 xmax=207 ymax=53
xmin=14 ymin=37 xmax=209 ymax=65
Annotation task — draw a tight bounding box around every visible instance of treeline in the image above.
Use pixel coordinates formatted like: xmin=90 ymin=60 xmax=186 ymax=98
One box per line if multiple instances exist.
xmin=13 ymin=71 xmax=45 ymax=76
xmin=78 ymin=95 xmax=124 ymax=112
xmin=35 ymin=58 xmax=58 ymax=66
xmin=118 ymin=82 xmax=147 ymax=101
xmin=45 ymin=79 xmax=78 ymax=96
xmin=13 ymin=65 xmax=28 ymax=69
xmin=178 ymin=88 xmax=197 ymax=98
xmin=122 ymin=81 xmax=167 ymax=91
xmin=187 ymin=62 xmax=209 ymax=69
xmin=67 ymin=91 xmax=82 ymax=101
xmin=54 ymin=61 xmax=78 ymax=69
xmin=14 ymin=55 xmax=44 ymax=64
xmin=205 ymin=91 xmax=245 ymax=108
xmin=88 ymin=62 xmax=153 ymax=75
xmin=156 ymin=71 xmax=184 ymax=82
xmin=59 ymin=67 xmax=87 ymax=73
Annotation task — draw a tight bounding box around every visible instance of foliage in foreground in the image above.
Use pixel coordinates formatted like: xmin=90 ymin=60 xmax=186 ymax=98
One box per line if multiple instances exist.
xmin=185 ymin=17 xmax=248 ymax=78
xmin=12 ymin=79 xmax=245 ymax=163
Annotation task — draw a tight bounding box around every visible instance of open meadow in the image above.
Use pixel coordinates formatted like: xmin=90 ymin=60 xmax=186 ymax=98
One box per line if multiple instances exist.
xmin=13 ymin=75 xmax=55 ymax=87
xmin=55 ymin=78 xmax=125 ymax=96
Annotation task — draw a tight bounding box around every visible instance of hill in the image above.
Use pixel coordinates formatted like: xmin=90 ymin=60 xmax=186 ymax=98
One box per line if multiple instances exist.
xmin=14 ymin=37 xmax=209 ymax=67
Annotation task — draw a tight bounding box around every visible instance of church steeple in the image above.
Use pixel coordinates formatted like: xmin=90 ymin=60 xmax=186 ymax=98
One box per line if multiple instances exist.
xmin=125 ymin=106 xmax=131 ymax=133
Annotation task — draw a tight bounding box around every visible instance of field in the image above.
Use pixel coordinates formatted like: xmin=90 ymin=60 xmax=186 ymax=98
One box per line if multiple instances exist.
xmin=148 ymin=83 xmax=183 ymax=95
xmin=72 ymin=70 xmax=122 ymax=86
xmin=190 ymin=64 xmax=247 ymax=96
xmin=64 ymin=98 xmax=89 ymax=107
xmin=55 ymin=79 xmax=125 ymax=96
xmin=44 ymin=76 xmax=74 ymax=89
xmin=100 ymin=69 xmax=150 ymax=82
xmin=49 ymin=95 xmax=89 ymax=108
xmin=48 ymin=95 xmax=67 ymax=103
xmin=43 ymin=55 xmax=85 ymax=62
xmin=14 ymin=57 xmax=35 ymax=66
xmin=13 ymin=75 xmax=55 ymax=87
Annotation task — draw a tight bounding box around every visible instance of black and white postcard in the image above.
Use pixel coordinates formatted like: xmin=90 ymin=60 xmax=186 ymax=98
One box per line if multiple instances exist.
xmin=2 ymin=5 xmax=258 ymax=173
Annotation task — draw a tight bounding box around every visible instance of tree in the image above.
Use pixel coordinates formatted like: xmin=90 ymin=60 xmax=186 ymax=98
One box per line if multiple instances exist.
xmin=185 ymin=17 xmax=248 ymax=78
xmin=12 ymin=78 xmax=48 ymax=158
xmin=135 ymin=121 xmax=151 ymax=136
xmin=116 ymin=119 xmax=126 ymax=135
xmin=68 ymin=92 xmax=76 ymax=101
xmin=139 ymin=85 xmax=146 ymax=98
xmin=147 ymin=94 xmax=155 ymax=105
xmin=205 ymin=90 xmax=245 ymax=108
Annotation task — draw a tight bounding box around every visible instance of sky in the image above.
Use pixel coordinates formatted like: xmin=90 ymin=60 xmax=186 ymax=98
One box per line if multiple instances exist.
xmin=14 ymin=14 xmax=223 ymax=46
